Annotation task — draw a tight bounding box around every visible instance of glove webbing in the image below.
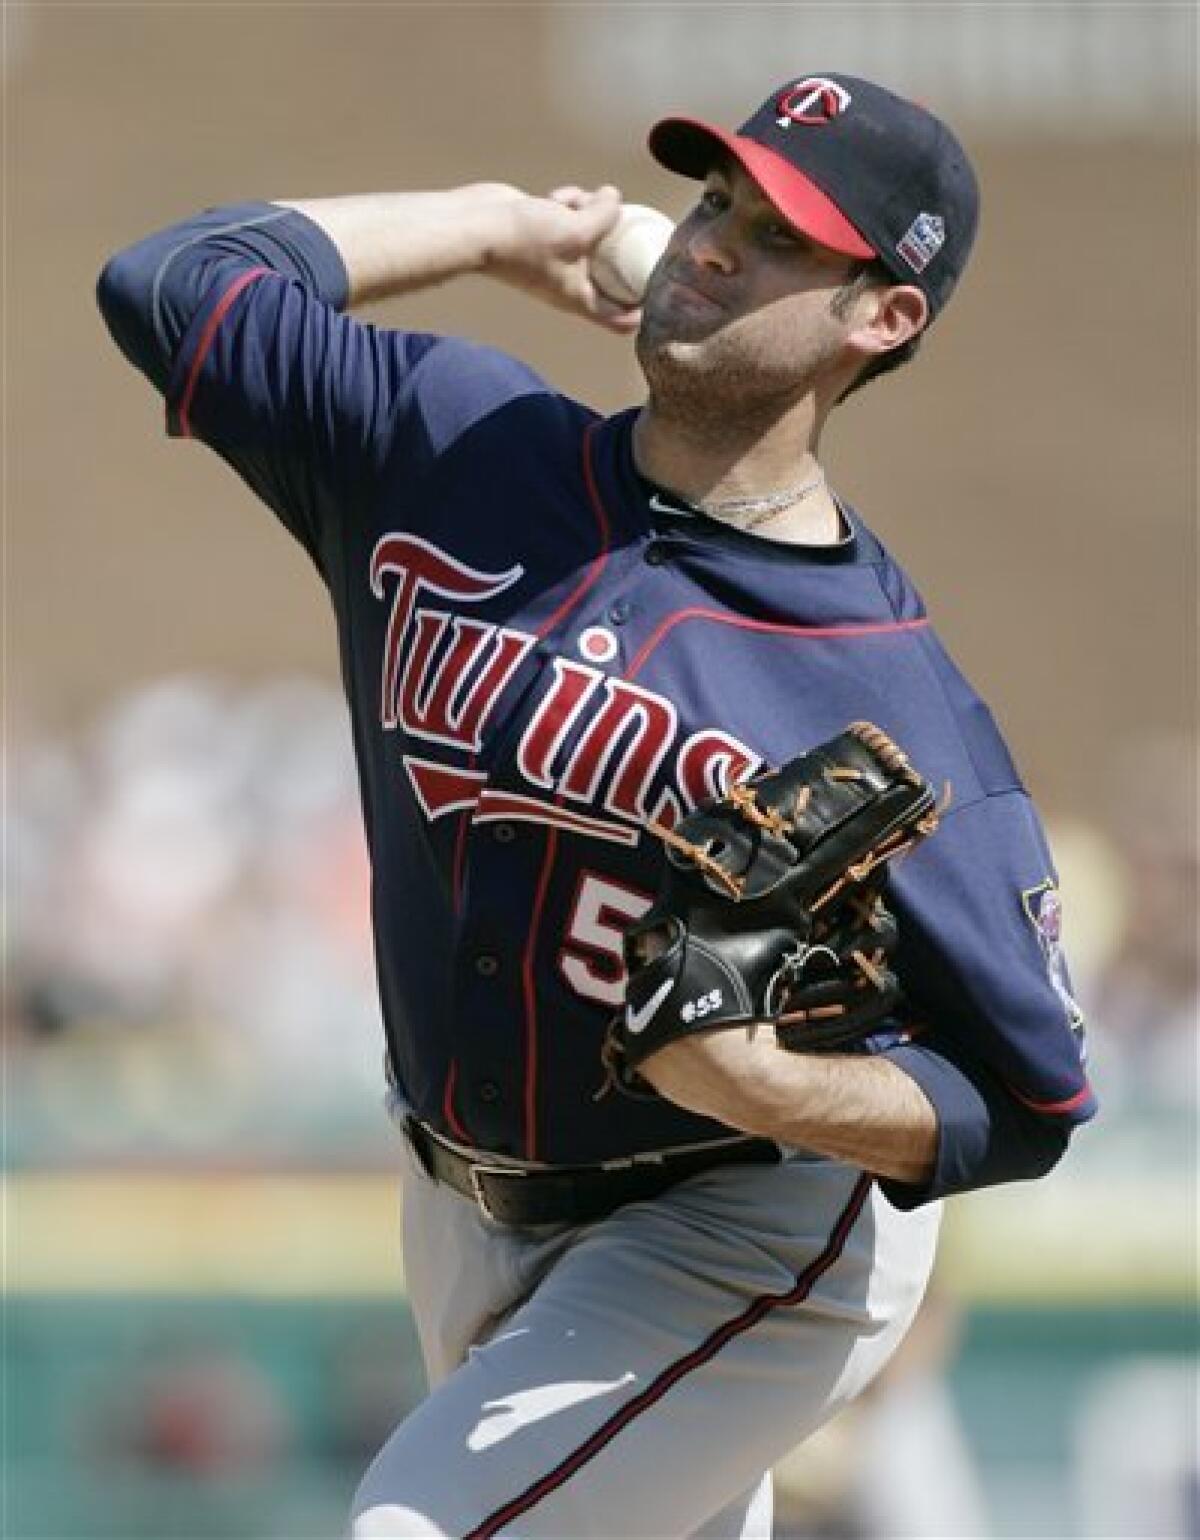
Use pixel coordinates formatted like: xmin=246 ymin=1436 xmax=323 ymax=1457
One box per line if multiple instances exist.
xmin=646 ymin=721 xmax=941 ymax=906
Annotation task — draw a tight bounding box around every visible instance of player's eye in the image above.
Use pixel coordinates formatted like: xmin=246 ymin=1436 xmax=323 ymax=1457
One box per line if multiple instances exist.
xmin=759 ymin=219 xmax=802 ymax=248
xmin=698 ymin=187 xmax=729 ymax=216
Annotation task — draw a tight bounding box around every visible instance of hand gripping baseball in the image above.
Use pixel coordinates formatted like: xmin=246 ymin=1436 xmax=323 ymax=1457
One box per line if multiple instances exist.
xmin=599 ymin=722 xmax=944 ymax=1098
xmin=489 ymin=186 xmax=645 ymax=335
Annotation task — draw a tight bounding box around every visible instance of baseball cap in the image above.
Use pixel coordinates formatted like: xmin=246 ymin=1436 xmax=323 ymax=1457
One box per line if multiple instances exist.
xmin=648 ymin=73 xmax=980 ymax=317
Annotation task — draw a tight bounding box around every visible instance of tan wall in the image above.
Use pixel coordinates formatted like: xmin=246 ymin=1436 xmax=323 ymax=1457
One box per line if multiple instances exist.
xmin=9 ymin=7 xmax=1196 ymax=820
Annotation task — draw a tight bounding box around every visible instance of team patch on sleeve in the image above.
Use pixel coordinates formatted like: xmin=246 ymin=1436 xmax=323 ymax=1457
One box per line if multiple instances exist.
xmin=1021 ymin=880 xmax=1086 ymax=1046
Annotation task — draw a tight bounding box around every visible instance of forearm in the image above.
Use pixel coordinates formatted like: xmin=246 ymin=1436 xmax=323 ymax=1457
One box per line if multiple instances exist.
xmin=641 ymin=1033 xmax=938 ymax=1186
xmin=275 ymin=184 xmax=525 ymax=305
xmin=275 ymin=182 xmax=637 ymax=334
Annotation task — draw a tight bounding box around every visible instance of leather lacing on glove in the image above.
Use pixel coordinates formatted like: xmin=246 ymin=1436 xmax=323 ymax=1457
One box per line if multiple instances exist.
xmin=595 ymin=722 xmax=949 ymax=1101
xmin=648 ymin=723 xmax=940 ymax=903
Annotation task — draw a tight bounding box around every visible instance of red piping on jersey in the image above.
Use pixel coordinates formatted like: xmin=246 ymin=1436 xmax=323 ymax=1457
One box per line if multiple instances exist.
xmin=464 ymin=1171 xmax=874 ymax=1539
xmin=521 ymin=822 xmax=561 ymax=1161
xmin=452 ymin=751 xmax=480 ymax=914
xmin=442 ymin=1059 xmax=471 ymax=1144
xmin=174 ymin=266 xmax=270 ymax=438
xmin=1008 ymin=1079 xmax=1095 ymax=1116
xmin=626 ymin=610 xmax=931 ymax=681
xmin=517 ymin=420 xmax=616 ymax=1160
xmin=535 ymin=419 xmax=612 ymax=639
xmin=452 ymin=808 xmax=471 ymax=912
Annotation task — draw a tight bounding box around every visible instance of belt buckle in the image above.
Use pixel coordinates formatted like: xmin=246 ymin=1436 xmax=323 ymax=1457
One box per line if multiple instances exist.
xmin=468 ymin=1161 xmax=527 ymax=1223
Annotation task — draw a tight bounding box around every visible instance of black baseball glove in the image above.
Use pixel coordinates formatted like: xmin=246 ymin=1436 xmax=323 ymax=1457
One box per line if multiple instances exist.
xmin=599 ymin=722 xmax=942 ymax=1098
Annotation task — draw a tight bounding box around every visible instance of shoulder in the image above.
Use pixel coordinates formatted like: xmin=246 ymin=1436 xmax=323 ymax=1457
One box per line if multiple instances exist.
xmin=848 ymin=512 xmax=1025 ymax=800
xmin=840 ymin=509 xmax=927 ymax=621
xmin=380 ymin=331 xmax=594 ymax=457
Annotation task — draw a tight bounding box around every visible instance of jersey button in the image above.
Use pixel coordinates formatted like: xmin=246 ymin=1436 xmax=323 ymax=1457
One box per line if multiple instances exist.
xmin=607 ymin=600 xmax=631 ymax=626
xmin=492 ymin=822 xmax=516 ymax=844
xmin=643 ymin=543 xmax=666 ymax=566
xmin=478 ymin=1080 xmax=501 ymax=1104
xmin=474 ymin=952 xmax=501 ymax=977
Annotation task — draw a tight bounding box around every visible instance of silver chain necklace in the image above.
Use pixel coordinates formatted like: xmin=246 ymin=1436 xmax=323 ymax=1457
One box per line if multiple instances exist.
xmin=696 ymin=470 xmax=827 ymax=531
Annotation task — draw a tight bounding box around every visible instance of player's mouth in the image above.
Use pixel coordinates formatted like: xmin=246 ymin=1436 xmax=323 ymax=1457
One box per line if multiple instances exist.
xmin=657 ymin=268 xmax=727 ymax=314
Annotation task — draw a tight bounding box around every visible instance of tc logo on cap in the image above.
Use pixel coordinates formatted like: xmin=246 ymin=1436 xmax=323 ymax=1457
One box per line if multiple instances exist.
xmin=775 ymin=78 xmax=852 ymax=128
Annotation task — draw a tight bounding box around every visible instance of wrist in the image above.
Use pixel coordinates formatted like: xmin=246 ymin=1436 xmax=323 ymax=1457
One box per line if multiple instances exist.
xmin=456 ymin=183 xmax=528 ymax=271
xmin=640 ymin=1028 xmax=782 ymax=1126
xmin=481 ymin=188 xmax=559 ymax=279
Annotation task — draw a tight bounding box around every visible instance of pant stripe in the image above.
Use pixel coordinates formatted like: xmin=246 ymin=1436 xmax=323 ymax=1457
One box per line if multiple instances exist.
xmin=464 ymin=1170 xmax=874 ymax=1539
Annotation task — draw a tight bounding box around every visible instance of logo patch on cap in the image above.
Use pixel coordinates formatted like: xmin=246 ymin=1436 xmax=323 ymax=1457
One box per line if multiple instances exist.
xmin=896 ymin=212 xmax=946 ymax=273
xmin=775 ymin=78 xmax=852 ymax=128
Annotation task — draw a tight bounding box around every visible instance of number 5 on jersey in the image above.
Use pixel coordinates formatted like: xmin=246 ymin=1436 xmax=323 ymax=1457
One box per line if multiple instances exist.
xmin=559 ymin=872 xmax=654 ymax=1007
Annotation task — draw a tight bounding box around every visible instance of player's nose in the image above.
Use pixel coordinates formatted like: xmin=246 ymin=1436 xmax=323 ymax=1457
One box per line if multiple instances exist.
xmin=682 ymin=215 xmax=738 ymax=275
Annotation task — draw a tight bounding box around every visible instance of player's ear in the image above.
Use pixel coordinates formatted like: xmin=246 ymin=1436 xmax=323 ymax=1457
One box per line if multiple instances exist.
xmin=851 ymin=284 xmax=928 ymax=358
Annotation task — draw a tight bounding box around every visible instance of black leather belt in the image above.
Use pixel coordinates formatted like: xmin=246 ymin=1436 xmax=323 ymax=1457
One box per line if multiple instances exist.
xmin=403 ymin=1117 xmax=781 ymax=1226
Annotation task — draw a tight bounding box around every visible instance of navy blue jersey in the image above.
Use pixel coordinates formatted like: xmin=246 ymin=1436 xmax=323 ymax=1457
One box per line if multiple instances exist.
xmin=97 ymin=204 xmax=1097 ymax=1203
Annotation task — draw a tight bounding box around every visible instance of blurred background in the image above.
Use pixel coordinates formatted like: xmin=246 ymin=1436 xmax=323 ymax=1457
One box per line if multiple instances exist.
xmin=4 ymin=3 xmax=1196 ymax=1536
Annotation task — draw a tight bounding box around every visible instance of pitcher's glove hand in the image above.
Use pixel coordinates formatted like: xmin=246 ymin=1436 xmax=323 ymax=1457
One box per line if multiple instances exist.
xmin=599 ymin=722 xmax=942 ymax=1098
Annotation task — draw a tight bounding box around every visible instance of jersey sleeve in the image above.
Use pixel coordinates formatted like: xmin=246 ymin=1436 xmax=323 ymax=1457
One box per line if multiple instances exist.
xmin=878 ymin=787 xmax=1097 ymax=1208
xmin=96 ymin=203 xmax=550 ymax=577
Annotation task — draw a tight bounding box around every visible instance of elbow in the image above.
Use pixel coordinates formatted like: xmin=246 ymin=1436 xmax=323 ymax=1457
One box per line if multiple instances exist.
xmin=881 ymin=1107 xmax=1072 ymax=1210
xmin=96 ymin=248 xmax=147 ymax=335
xmin=1005 ymin=1111 xmax=1072 ymax=1183
xmin=96 ymin=248 xmax=169 ymax=388
xmin=953 ymin=1101 xmax=1074 ymax=1198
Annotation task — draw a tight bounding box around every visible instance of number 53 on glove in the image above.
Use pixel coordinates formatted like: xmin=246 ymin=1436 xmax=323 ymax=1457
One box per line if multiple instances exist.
xmin=600 ymin=722 xmax=943 ymax=1098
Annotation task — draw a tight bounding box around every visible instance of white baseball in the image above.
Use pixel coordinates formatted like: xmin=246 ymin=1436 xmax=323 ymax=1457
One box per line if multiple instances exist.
xmin=588 ymin=204 xmax=675 ymax=306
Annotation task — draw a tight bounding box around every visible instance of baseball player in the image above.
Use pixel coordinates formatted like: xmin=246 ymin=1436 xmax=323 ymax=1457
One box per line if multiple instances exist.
xmin=98 ymin=72 xmax=1096 ymax=1539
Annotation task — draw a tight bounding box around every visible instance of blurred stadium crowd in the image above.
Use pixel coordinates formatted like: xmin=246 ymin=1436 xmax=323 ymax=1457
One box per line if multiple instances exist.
xmin=9 ymin=675 xmax=389 ymax=1168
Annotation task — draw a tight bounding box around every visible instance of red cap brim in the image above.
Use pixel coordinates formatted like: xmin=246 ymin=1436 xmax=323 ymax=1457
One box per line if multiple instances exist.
xmin=648 ymin=117 xmax=876 ymax=260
